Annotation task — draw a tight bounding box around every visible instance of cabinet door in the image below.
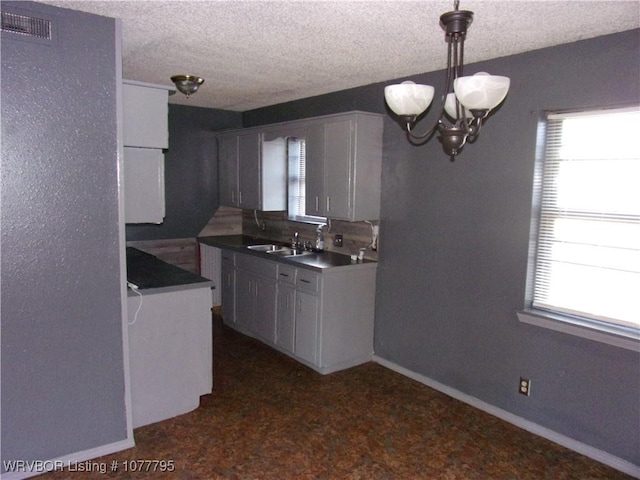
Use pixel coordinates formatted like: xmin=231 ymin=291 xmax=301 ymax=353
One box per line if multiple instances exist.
xmin=255 ymin=276 xmax=277 ymax=342
xmin=304 ymin=123 xmax=326 ymax=216
xmin=220 ymin=255 xmax=236 ymax=326
xmin=235 ymin=269 xmax=255 ymax=333
xmin=276 ymin=283 xmax=296 ymax=353
xmin=237 ymin=131 xmax=261 ymax=209
xmin=295 ymin=291 xmax=319 ymax=364
xmin=324 ymin=119 xmax=353 ymax=220
xmin=123 ymin=147 xmax=165 ymax=224
xmin=122 ymin=83 xmax=169 ymax=149
xmin=218 ymin=135 xmax=239 ymax=207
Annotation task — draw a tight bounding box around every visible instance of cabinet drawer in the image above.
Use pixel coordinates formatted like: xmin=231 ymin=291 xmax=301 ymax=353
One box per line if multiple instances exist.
xmin=296 ymin=269 xmax=320 ymax=293
xmin=237 ymin=254 xmax=278 ymax=279
xmin=277 ymin=265 xmax=296 ymax=285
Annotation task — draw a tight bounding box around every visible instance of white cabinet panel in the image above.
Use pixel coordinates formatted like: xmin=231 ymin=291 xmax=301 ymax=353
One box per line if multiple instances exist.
xmin=127 ymin=287 xmax=212 ymax=428
xmin=122 ymin=82 xmax=170 ymax=149
xmin=123 ymin=147 xmax=165 ymax=224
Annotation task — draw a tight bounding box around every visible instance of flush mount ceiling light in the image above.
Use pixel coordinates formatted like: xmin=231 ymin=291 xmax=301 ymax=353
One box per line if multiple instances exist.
xmin=170 ymin=75 xmax=204 ymax=98
xmin=384 ymin=0 xmax=510 ymax=161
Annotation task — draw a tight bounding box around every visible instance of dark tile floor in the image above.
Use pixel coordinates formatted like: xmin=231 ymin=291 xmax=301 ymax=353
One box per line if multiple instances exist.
xmin=40 ymin=319 xmax=633 ymax=479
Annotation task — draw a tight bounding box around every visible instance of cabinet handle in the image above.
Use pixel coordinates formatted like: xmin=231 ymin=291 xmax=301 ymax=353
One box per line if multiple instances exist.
xmin=315 ymin=196 xmax=319 ymax=212
xmin=279 ymin=273 xmax=289 ymax=278
xmin=326 ymin=196 xmax=331 ymax=212
xmin=299 ymin=279 xmax=310 ymax=284
xmin=239 ymin=191 xmax=243 ymax=205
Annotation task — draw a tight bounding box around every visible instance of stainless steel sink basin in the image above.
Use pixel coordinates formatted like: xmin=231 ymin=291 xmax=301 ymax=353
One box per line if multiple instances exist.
xmin=247 ymin=244 xmax=287 ymax=253
xmin=270 ymin=248 xmax=314 ymax=257
xmin=247 ymin=244 xmax=314 ymax=257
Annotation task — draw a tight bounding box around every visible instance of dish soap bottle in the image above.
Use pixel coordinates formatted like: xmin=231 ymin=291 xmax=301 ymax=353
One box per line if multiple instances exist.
xmin=315 ymin=227 xmax=325 ymax=252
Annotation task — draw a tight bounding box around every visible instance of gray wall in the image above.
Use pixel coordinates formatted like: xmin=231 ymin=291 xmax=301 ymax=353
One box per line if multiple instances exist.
xmin=244 ymin=30 xmax=640 ymax=466
xmin=126 ymin=105 xmax=242 ymax=241
xmin=1 ymin=1 xmax=128 ymax=468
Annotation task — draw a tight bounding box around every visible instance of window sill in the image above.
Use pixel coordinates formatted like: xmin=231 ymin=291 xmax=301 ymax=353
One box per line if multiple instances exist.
xmin=287 ymin=215 xmax=327 ymax=226
xmin=517 ymin=309 xmax=640 ymax=352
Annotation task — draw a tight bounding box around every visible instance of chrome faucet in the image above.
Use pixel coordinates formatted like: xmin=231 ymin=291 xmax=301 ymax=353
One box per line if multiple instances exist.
xmin=292 ymin=231 xmax=300 ymax=249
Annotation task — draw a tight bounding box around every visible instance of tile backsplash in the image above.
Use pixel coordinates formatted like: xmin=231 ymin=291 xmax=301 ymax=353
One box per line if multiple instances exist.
xmin=199 ymin=207 xmax=379 ymax=261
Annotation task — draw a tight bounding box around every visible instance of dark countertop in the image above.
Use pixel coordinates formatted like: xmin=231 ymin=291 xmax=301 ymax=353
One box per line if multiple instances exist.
xmin=126 ymin=247 xmax=212 ymax=294
xmin=197 ymin=235 xmax=377 ymax=272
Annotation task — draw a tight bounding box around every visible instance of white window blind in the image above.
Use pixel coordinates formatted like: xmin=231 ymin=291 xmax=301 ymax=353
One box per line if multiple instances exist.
xmin=288 ymin=138 xmax=306 ymax=218
xmin=532 ymin=106 xmax=640 ymax=329
xmin=287 ymin=138 xmax=326 ymax=223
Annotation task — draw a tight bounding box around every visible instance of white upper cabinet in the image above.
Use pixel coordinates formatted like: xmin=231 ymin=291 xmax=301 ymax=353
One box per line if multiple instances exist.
xmin=295 ymin=112 xmax=384 ymax=221
xmin=122 ymin=80 xmax=174 ymax=223
xmin=123 ymin=147 xmax=165 ymax=224
xmin=219 ymin=111 xmax=383 ymax=220
xmin=218 ymin=129 xmax=287 ymax=211
xmin=122 ymin=81 xmax=172 ymax=149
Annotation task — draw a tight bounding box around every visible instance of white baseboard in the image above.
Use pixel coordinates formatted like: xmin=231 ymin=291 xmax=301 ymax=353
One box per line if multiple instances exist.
xmin=1 ymin=438 xmax=135 ymax=480
xmin=372 ymin=355 xmax=640 ymax=479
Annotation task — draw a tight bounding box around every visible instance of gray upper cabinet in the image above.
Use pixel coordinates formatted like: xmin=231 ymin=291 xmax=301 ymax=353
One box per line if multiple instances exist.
xmin=218 ymin=129 xmax=287 ymax=211
xmin=317 ymin=112 xmax=383 ymax=221
xmin=218 ymin=134 xmax=239 ymax=207
xmin=123 ymin=147 xmax=165 ymax=223
xmin=303 ymin=122 xmax=326 ymax=217
xmin=224 ymin=111 xmax=383 ymax=221
xmin=122 ymin=80 xmax=173 ymax=224
xmin=122 ymin=81 xmax=171 ymax=149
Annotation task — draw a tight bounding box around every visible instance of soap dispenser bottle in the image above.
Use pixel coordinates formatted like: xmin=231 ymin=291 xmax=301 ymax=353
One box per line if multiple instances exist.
xmin=315 ymin=227 xmax=325 ymax=252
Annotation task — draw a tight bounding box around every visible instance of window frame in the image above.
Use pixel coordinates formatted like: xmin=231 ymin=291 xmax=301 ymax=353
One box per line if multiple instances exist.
xmin=286 ymin=136 xmax=327 ymax=225
xmin=518 ymin=105 xmax=640 ymax=352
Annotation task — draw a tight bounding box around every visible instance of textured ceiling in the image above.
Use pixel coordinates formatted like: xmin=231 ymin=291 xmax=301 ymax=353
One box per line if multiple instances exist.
xmin=39 ymin=0 xmax=640 ymax=111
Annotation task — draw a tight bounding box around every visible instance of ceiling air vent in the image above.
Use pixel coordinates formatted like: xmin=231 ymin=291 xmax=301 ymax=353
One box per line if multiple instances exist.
xmin=1 ymin=11 xmax=52 ymax=40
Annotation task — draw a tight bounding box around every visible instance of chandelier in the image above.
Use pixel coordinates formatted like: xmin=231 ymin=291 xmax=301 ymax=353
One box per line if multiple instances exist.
xmin=384 ymin=1 xmax=510 ymax=161
xmin=170 ymin=75 xmax=205 ymax=98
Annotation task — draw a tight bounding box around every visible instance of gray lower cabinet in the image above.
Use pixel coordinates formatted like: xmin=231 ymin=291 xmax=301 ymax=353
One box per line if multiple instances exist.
xmin=294 ymin=290 xmax=320 ymax=365
xmin=275 ymin=265 xmax=296 ymax=353
xmin=222 ymin=250 xmax=376 ymax=374
xmin=220 ymin=251 xmax=236 ymax=325
xmin=292 ymin=268 xmax=320 ymax=365
xmin=235 ymin=254 xmax=278 ymax=343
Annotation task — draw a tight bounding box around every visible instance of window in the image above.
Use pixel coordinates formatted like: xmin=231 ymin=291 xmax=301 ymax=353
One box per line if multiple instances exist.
xmin=287 ymin=137 xmax=326 ymax=224
xmin=520 ymin=106 xmax=640 ymax=348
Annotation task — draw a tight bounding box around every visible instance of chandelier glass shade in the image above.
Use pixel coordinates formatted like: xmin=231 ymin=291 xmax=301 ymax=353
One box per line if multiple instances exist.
xmin=384 ymin=1 xmax=510 ymax=160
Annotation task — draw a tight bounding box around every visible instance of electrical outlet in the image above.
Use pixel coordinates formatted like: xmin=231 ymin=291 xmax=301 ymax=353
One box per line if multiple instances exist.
xmin=519 ymin=377 xmax=531 ymax=396
xmin=261 ymin=221 xmax=267 ymax=232
xmin=334 ymin=234 xmax=343 ymax=247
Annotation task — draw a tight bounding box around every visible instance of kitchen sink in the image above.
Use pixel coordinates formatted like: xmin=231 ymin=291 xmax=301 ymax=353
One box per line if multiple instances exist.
xmin=269 ymin=248 xmax=314 ymax=257
xmin=247 ymin=244 xmax=287 ymax=253
xmin=247 ymin=244 xmax=314 ymax=257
